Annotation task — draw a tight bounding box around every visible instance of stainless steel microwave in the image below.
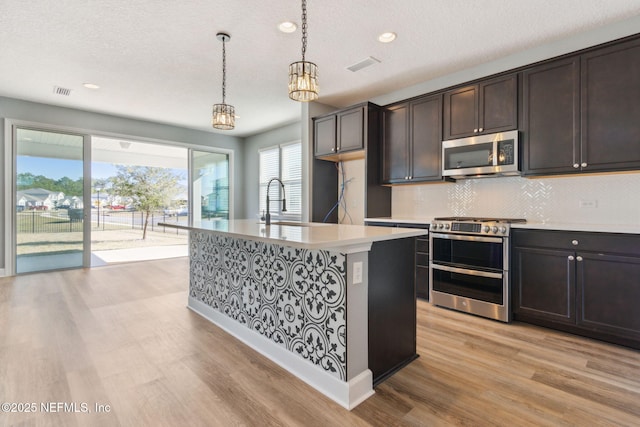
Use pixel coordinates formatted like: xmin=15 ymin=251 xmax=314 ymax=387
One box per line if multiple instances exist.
xmin=442 ymin=130 xmax=519 ymax=179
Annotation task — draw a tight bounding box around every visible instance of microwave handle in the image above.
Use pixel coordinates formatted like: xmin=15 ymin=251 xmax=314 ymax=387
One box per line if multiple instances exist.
xmin=492 ymin=140 xmax=498 ymax=166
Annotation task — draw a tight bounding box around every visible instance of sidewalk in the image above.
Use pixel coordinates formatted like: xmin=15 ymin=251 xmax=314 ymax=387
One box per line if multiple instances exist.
xmin=17 ymin=227 xmax=189 ymax=269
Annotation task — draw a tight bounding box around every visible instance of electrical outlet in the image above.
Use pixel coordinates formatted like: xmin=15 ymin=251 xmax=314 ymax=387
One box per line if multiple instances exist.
xmin=353 ymin=261 xmax=363 ymax=284
xmin=579 ymin=200 xmax=598 ymax=208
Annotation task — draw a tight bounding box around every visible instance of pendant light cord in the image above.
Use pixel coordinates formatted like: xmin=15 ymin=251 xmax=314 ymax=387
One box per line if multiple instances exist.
xmin=301 ymin=0 xmax=307 ymax=61
xmin=221 ymin=37 xmax=227 ymax=103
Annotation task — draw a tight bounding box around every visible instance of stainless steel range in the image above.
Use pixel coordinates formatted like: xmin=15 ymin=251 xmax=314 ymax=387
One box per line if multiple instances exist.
xmin=429 ymin=217 xmax=526 ymax=322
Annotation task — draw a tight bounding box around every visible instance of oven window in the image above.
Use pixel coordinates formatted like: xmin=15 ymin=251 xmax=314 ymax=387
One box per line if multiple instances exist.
xmin=431 ymin=237 xmax=503 ymax=271
xmin=444 ymin=142 xmax=493 ymax=170
xmin=432 ymin=268 xmax=504 ymax=304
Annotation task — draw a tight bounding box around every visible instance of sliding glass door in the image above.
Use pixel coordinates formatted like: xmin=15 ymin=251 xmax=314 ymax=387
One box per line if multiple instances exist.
xmin=14 ymin=127 xmax=89 ymax=273
xmin=191 ymin=150 xmax=231 ymax=222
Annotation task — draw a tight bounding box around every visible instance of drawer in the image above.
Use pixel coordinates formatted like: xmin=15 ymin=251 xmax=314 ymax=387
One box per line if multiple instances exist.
xmin=416 ymin=253 xmax=429 ymax=267
xmin=416 ymin=238 xmax=429 ymax=254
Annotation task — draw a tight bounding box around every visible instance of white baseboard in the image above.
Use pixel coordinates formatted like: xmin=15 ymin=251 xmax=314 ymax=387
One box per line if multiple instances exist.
xmin=188 ymin=297 xmax=374 ymax=410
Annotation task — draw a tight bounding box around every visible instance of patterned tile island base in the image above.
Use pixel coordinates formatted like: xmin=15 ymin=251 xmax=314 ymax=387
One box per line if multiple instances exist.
xmin=187 ymin=230 xmax=372 ymax=409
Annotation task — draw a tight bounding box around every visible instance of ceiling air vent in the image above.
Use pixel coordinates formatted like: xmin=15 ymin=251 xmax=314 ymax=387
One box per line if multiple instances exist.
xmin=53 ymin=86 xmax=72 ymax=96
xmin=346 ymin=56 xmax=381 ymax=72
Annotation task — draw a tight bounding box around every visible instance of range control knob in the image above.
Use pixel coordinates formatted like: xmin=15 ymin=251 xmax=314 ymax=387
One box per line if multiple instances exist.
xmin=491 ymin=226 xmax=499 ymax=233
xmin=444 ymin=224 xmax=450 ymax=230
xmin=500 ymin=226 xmax=507 ymax=234
xmin=483 ymin=225 xmax=490 ymax=233
xmin=438 ymin=223 xmax=444 ymax=230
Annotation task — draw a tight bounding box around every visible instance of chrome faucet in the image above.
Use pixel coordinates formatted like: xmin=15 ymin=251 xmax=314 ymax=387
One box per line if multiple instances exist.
xmin=261 ymin=177 xmax=287 ymax=225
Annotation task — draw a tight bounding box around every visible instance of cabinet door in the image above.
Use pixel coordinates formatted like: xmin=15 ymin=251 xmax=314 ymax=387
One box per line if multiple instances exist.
xmin=512 ymin=246 xmax=576 ymax=325
xmin=337 ymin=107 xmax=364 ymax=152
xmin=443 ymin=85 xmax=477 ymax=140
xmin=314 ymin=115 xmax=336 ymax=157
xmin=382 ymin=103 xmax=409 ymax=183
xmin=581 ymin=38 xmax=640 ymax=172
xmin=410 ymin=95 xmax=442 ymax=182
xmin=522 ymin=57 xmax=580 ymax=175
xmin=479 ymin=74 xmax=517 ymax=134
xmin=577 ymin=252 xmax=640 ymax=341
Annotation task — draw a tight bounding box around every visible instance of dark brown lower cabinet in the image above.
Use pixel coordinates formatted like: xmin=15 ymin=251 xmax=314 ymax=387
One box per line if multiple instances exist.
xmin=368 ymin=237 xmax=417 ymax=385
xmin=512 ymin=229 xmax=640 ymax=349
xmin=365 ymin=221 xmax=430 ymax=300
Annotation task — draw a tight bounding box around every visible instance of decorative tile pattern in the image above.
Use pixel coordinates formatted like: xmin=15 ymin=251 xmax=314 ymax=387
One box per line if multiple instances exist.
xmin=189 ymin=231 xmax=348 ymax=380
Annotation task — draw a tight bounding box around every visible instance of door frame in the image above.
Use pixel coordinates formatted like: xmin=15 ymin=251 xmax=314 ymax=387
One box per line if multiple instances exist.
xmin=3 ymin=118 xmax=235 ymax=276
xmin=6 ymin=120 xmax=92 ymax=275
xmin=189 ymin=147 xmax=235 ymax=223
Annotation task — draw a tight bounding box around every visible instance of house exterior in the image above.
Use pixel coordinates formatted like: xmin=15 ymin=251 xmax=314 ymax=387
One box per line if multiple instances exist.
xmin=16 ymin=188 xmax=66 ymax=210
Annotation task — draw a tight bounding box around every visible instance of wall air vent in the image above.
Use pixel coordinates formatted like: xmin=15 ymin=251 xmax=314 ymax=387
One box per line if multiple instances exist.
xmin=53 ymin=86 xmax=72 ymax=96
xmin=346 ymin=56 xmax=381 ymax=72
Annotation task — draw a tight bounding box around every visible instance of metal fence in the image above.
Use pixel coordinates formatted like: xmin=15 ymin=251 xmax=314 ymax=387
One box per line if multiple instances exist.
xmin=16 ymin=209 xmax=190 ymax=234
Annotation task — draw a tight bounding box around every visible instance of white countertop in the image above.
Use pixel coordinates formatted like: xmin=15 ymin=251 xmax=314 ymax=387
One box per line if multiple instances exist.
xmin=159 ymin=219 xmax=428 ymax=251
xmin=365 ymin=217 xmax=640 ymax=234
xmin=364 ymin=217 xmax=433 ymax=226
xmin=511 ymin=222 xmax=640 ymax=234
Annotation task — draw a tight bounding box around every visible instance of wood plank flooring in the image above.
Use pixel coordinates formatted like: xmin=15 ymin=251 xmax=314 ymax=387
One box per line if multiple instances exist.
xmin=1 ymin=257 xmax=639 ymax=426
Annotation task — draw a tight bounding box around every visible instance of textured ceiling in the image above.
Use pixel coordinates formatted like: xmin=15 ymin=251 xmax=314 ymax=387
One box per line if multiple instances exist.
xmin=2 ymin=0 xmax=640 ymax=137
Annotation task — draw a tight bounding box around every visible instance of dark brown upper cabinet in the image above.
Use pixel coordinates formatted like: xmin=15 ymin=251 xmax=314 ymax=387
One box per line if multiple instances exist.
xmin=314 ymin=114 xmax=337 ymax=158
xmin=522 ymin=57 xmax=580 ymax=175
xmin=314 ymin=103 xmax=373 ymax=160
xmin=523 ymin=37 xmax=640 ymax=175
xmin=382 ymin=94 xmax=443 ymax=184
xmin=581 ymin=37 xmax=640 ymax=172
xmin=443 ymin=74 xmax=518 ymax=140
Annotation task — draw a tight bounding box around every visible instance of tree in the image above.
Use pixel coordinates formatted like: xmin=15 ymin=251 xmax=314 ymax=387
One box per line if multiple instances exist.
xmin=109 ymin=166 xmax=181 ymax=239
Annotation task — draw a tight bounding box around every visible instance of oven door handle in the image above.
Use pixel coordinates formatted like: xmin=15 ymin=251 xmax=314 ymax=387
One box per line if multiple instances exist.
xmin=431 ymin=263 xmax=503 ymax=279
xmin=430 ymin=233 xmax=503 ymax=244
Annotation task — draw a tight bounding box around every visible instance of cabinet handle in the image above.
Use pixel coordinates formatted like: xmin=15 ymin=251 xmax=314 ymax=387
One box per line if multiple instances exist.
xmin=408 ymin=176 xmax=412 ymax=180
xmin=568 ymin=255 xmax=575 ymax=261
xmin=581 ymin=162 xmax=587 ymax=168
xmin=473 ymin=128 xmax=478 ymax=133
xmin=571 ymin=240 xmax=578 ymax=246
xmin=576 ymin=256 xmax=583 ymax=262
xmin=478 ymin=127 xmax=483 ymax=132
xmin=337 ymin=146 xmax=341 ymax=151
xmin=573 ymin=163 xmax=579 ymax=168
xmin=404 ymin=176 xmax=408 ymax=180
xmin=331 ymin=148 xmax=335 ymax=152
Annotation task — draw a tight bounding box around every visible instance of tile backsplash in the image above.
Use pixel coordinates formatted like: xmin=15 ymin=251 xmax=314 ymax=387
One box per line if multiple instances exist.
xmin=392 ymin=172 xmax=640 ymax=225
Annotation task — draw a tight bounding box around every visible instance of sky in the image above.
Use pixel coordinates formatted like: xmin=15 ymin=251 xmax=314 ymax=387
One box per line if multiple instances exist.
xmin=17 ymin=157 xmax=185 ymax=183
xmin=17 ymin=157 xmax=119 ymax=180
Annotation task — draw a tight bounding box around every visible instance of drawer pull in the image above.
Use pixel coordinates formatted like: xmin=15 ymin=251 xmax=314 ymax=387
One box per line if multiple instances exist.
xmin=568 ymin=255 xmax=575 ymax=261
xmin=571 ymin=240 xmax=578 ymax=246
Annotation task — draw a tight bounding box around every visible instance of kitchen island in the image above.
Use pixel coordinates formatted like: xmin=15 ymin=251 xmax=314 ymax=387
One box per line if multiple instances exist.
xmin=160 ymin=219 xmax=427 ymax=409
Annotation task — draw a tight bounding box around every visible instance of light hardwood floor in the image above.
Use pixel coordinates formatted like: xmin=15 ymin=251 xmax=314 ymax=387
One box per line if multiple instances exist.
xmin=1 ymin=257 xmax=639 ymax=426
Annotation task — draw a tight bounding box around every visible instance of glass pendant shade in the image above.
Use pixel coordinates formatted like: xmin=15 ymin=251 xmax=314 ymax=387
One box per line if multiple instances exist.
xmin=288 ymin=61 xmax=319 ymax=102
xmin=212 ymin=103 xmax=235 ymax=130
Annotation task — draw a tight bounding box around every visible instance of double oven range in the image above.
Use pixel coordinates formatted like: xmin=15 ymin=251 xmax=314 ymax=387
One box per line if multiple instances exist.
xmin=429 ymin=217 xmax=526 ymax=322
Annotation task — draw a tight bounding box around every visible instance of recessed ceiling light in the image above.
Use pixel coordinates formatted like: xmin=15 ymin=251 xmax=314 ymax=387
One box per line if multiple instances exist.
xmin=378 ymin=32 xmax=397 ymax=43
xmin=83 ymin=83 xmax=100 ymax=89
xmin=278 ymin=21 xmax=297 ymax=33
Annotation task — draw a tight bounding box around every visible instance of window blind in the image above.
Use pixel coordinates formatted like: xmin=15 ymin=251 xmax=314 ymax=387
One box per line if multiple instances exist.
xmin=258 ymin=142 xmax=301 ymax=219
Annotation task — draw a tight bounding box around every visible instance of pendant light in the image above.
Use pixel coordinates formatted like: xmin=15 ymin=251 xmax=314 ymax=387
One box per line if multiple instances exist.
xmin=288 ymin=0 xmax=318 ymax=102
xmin=212 ymin=32 xmax=235 ymax=130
